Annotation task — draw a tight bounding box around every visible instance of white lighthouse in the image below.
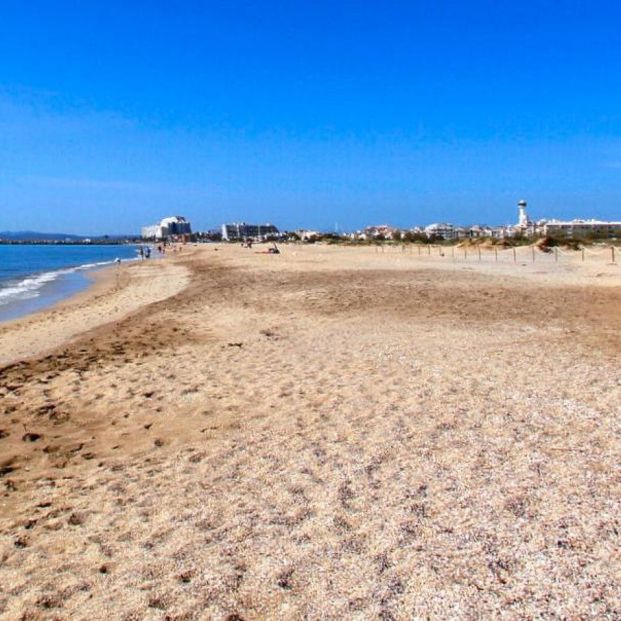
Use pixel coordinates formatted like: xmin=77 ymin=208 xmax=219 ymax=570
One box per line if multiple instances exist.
xmin=517 ymin=199 xmax=529 ymax=228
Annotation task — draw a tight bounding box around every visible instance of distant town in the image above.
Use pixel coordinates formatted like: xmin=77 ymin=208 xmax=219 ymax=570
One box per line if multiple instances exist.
xmin=139 ymin=201 xmax=621 ymax=244
xmin=2 ymin=200 xmax=620 ymax=244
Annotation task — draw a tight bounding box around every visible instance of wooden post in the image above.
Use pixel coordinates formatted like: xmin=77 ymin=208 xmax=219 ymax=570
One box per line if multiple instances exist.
xmin=464 ymin=248 xmax=467 ymax=260
xmin=581 ymin=247 xmax=585 ymax=262
xmin=418 ymin=245 xmax=421 ymax=256
xmin=478 ymin=247 xmax=481 ymax=261
xmin=554 ymin=247 xmax=558 ymax=262
xmin=612 ymin=246 xmax=616 ymax=263
xmin=532 ymin=246 xmax=535 ymax=262
xmin=513 ymin=247 xmax=517 ymax=264
xmin=427 ymin=245 xmax=431 ymax=256
xmin=494 ymin=247 xmax=498 ymax=262
xmin=452 ymin=246 xmax=455 ymax=261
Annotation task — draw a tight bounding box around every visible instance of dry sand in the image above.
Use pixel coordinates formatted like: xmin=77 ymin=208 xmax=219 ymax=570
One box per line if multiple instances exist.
xmin=0 ymin=244 xmax=620 ymax=620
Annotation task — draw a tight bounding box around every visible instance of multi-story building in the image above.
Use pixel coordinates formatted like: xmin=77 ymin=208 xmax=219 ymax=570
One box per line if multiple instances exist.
xmin=141 ymin=216 xmax=192 ymax=240
xmin=140 ymin=224 xmax=161 ymax=239
xmin=221 ymin=222 xmax=280 ymax=241
xmin=543 ymin=219 xmax=621 ymax=239
xmin=424 ymin=223 xmax=458 ymax=240
xmin=513 ymin=200 xmax=621 ymax=238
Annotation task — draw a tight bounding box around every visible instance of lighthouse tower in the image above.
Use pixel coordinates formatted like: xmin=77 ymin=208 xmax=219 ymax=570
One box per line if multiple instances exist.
xmin=517 ymin=199 xmax=529 ymax=228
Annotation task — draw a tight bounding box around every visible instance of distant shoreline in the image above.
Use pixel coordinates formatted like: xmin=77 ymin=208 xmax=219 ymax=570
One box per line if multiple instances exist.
xmin=0 ymin=244 xmax=141 ymax=324
xmin=0 ymin=250 xmax=190 ymax=365
xmin=0 ymin=240 xmax=140 ymax=246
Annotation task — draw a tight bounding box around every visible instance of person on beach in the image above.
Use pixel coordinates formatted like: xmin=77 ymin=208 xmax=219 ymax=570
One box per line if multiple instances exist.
xmin=256 ymin=243 xmax=281 ymax=255
xmin=139 ymin=247 xmax=145 ymax=260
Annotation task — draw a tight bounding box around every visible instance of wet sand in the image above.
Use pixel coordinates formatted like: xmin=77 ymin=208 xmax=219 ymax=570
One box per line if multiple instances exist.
xmin=0 ymin=257 xmax=191 ymax=367
xmin=0 ymin=244 xmax=620 ymax=619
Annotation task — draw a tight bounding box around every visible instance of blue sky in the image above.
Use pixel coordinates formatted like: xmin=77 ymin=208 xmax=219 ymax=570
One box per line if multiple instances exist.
xmin=1 ymin=0 xmax=621 ymax=234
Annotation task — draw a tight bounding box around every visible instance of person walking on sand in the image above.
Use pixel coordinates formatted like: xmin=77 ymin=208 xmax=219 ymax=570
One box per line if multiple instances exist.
xmin=139 ymin=246 xmax=145 ymax=260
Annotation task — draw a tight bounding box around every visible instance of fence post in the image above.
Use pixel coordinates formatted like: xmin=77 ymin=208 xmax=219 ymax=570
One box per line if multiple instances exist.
xmin=427 ymin=245 xmax=431 ymax=256
xmin=554 ymin=247 xmax=558 ymax=262
xmin=581 ymin=247 xmax=585 ymax=262
xmin=464 ymin=248 xmax=467 ymax=261
xmin=495 ymin=247 xmax=498 ymax=262
xmin=513 ymin=248 xmax=517 ymax=264
xmin=613 ymin=246 xmax=616 ymax=263
xmin=452 ymin=246 xmax=455 ymax=261
xmin=478 ymin=247 xmax=481 ymax=262
xmin=532 ymin=246 xmax=535 ymax=262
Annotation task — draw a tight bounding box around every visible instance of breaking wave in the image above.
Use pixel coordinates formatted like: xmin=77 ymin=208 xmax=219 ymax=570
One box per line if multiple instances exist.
xmin=0 ymin=259 xmax=127 ymax=307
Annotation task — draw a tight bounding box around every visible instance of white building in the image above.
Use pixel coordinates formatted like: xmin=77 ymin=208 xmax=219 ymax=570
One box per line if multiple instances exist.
xmin=295 ymin=229 xmax=321 ymax=241
xmin=141 ymin=216 xmax=192 ymax=240
xmin=364 ymin=224 xmax=400 ymax=240
xmin=141 ymin=224 xmax=161 ymax=238
xmin=513 ymin=199 xmax=621 ymax=238
xmin=543 ymin=219 xmax=621 ymax=239
xmin=221 ymin=222 xmax=280 ymax=241
xmin=424 ymin=223 xmax=457 ymax=240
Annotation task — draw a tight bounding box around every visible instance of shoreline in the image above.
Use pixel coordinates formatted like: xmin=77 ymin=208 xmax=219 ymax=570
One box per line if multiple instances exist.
xmin=1 ymin=242 xmax=618 ymax=365
xmin=0 ymin=242 xmax=618 ymax=366
xmin=0 ymin=260 xmax=134 ymax=325
xmin=0 ymin=253 xmax=191 ymax=367
xmin=0 ymin=244 xmax=143 ymax=324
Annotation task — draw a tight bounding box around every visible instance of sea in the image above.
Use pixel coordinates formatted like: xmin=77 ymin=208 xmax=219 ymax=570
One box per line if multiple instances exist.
xmin=0 ymin=244 xmax=141 ymax=322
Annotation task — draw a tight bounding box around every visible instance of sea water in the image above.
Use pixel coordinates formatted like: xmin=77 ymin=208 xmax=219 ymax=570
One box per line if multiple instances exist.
xmin=0 ymin=244 xmax=140 ymax=322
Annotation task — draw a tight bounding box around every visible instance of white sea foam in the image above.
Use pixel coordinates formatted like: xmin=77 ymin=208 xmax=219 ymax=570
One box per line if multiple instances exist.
xmin=0 ymin=259 xmax=128 ymax=307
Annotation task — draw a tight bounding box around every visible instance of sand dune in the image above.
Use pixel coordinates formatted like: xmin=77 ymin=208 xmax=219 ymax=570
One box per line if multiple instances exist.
xmin=0 ymin=244 xmax=620 ymax=619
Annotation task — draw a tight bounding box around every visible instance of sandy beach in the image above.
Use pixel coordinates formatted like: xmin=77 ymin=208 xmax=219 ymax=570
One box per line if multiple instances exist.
xmin=0 ymin=244 xmax=620 ymax=619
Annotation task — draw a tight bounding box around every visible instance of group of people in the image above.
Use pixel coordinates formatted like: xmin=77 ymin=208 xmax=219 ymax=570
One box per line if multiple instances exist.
xmin=138 ymin=246 xmax=152 ymax=260
xmin=138 ymin=244 xmax=174 ymax=260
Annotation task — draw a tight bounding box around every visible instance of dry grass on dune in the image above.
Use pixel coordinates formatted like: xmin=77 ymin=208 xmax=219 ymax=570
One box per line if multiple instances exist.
xmin=0 ymin=246 xmax=620 ymax=619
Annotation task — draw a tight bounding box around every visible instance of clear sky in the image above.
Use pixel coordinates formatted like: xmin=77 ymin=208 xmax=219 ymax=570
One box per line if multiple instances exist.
xmin=1 ymin=0 xmax=621 ymax=235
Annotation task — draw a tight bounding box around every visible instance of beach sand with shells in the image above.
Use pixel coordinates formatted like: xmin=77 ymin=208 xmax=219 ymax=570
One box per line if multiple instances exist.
xmin=1 ymin=243 xmax=620 ymax=619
